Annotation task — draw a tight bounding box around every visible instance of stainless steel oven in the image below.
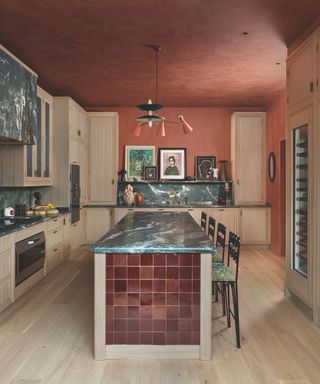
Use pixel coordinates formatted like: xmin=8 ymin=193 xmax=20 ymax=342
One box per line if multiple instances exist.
xmin=15 ymin=232 xmax=45 ymax=286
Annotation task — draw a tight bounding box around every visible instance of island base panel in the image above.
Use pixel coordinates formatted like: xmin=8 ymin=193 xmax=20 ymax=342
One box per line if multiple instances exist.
xmin=105 ymin=253 xmax=200 ymax=345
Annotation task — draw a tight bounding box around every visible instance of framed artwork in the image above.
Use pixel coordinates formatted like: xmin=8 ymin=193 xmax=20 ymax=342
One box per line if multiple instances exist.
xmin=144 ymin=166 xmax=158 ymax=181
xmin=158 ymin=148 xmax=186 ymax=180
xmin=196 ymin=156 xmax=216 ymax=180
xmin=125 ymin=145 xmax=156 ymax=180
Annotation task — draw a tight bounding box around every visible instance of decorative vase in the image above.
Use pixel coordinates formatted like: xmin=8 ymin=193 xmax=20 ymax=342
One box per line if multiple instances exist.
xmin=123 ymin=184 xmax=135 ymax=206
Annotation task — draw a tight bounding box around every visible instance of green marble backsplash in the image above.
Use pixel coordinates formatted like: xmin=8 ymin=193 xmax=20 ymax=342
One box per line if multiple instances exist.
xmin=117 ymin=181 xmax=233 ymax=206
xmin=0 ymin=188 xmax=33 ymax=213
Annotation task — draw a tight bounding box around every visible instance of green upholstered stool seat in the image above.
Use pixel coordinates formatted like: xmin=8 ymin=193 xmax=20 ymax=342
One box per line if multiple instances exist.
xmin=212 ymin=250 xmax=223 ymax=264
xmin=212 ymin=265 xmax=236 ymax=282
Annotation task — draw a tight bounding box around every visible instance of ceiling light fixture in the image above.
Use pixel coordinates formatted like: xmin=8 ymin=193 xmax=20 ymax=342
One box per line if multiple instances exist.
xmin=132 ymin=44 xmax=194 ymax=137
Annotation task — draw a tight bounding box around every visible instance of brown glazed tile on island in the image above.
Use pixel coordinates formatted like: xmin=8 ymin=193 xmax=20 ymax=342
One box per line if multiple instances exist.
xmin=105 ymin=252 xmax=201 ymax=346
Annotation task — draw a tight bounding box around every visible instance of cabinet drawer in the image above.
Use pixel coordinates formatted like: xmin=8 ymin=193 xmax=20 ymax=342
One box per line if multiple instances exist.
xmin=0 ymin=249 xmax=12 ymax=280
xmin=46 ymin=216 xmax=63 ymax=232
xmin=46 ymin=242 xmax=63 ymax=274
xmin=46 ymin=226 xmax=63 ymax=249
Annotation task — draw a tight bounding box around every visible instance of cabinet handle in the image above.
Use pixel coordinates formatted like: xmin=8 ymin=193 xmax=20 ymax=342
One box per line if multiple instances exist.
xmin=77 ymin=130 xmax=81 ymax=136
xmin=53 ymin=248 xmax=58 ymax=252
xmin=240 ymin=210 xmax=242 ymax=216
xmin=53 ymin=230 xmax=58 ymax=234
xmin=310 ymin=81 xmax=314 ymax=93
xmin=112 ymin=179 xmax=115 ymax=185
xmin=218 ymin=209 xmax=225 ymax=212
xmin=73 ymin=224 xmax=77 ymax=227
xmin=237 ymin=179 xmax=240 ymax=185
xmin=187 ymin=209 xmax=194 ymax=211
xmin=53 ymin=219 xmax=58 ymax=222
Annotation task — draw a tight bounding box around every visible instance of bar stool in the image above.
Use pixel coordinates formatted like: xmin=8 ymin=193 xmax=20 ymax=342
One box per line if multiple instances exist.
xmin=212 ymin=232 xmax=241 ymax=348
xmin=211 ymin=222 xmax=226 ymax=310
xmin=208 ymin=216 xmax=216 ymax=243
xmin=200 ymin=211 xmax=207 ymax=232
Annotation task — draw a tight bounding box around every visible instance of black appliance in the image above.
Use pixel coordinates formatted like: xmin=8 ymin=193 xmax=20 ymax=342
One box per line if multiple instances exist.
xmin=15 ymin=231 xmax=45 ymax=286
xmin=70 ymin=164 xmax=80 ymax=224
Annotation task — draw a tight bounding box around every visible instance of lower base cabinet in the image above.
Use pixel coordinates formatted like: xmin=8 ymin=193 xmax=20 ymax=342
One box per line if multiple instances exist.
xmin=0 ymin=235 xmax=13 ymax=312
xmin=62 ymin=213 xmax=71 ymax=259
xmin=45 ymin=217 xmax=64 ymax=275
xmin=238 ymin=207 xmax=271 ymax=245
xmin=84 ymin=208 xmax=112 ymax=243
xmin=70 ymin=208 xmax=85 ymax=252
xmin=206 ymin=208 xmax=238 ymax=236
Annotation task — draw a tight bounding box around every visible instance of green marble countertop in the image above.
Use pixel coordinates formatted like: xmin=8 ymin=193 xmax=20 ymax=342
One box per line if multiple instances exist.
xmin=92 ymin=211 xmax=216 ymax=254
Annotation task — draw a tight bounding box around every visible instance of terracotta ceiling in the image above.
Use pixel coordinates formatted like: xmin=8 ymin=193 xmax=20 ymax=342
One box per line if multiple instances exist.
xmin=1 ymin=0 xmax=320 ymax=108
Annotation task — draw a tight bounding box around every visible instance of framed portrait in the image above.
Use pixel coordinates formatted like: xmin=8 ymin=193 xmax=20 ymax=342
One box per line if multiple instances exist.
xmin=158 ymin=148 xmax=186 ymax=180
xmin=125 ymin=145 xmax=156 ymax=180
xmin=196 ymin=156 xmax=216 ymax=180
xmin=144 ymin=166 xmax=158 ymax=181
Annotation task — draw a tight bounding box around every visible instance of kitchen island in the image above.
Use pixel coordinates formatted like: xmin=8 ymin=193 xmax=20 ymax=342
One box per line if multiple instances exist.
xmin=92 ymin=211 xmax=215 ymax=360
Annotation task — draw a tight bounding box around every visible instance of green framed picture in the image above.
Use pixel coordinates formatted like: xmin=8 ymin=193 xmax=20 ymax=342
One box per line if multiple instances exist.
xmin=125 ymin=145 xmax=156 ymax=180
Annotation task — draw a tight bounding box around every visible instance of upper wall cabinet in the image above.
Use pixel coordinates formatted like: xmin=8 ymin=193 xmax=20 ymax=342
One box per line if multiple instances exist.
xmin=0 ymin=86 xmax=53 ymax=186
xmin=231 ymin=112 xmax=266 ymax=205
xmin=287 ymin=37 xmax=315 ymax=110
xmin=87 ymin=112 xmax=119 ymax=205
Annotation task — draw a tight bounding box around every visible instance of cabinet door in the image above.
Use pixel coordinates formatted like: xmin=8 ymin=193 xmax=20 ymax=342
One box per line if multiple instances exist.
xmin=25 ymin=86 xmax=53 ymax=185
xmin=113 ymin=208 xmax=147 ymax=225
xmin=232 ymin=112 xmax=266 ymax=204
xmin=87 ymin=113 xmax=119 ymax=204
xmin=0 ymin=235 xmax=13 ymax=312
xmin=207 ymin=208 xmax=238 ymax=237
xmin=239 ymin=208 xmax=270 ymax=244
xmin=62 ymin=214 xmax=71 ymax=259
xmin=287 ymin=37 xmax=315 ymax=109
xmin=85 ymin=208 xmax=112 ymax=243
xmin=79 ymin=140 xmax=87 ymax=205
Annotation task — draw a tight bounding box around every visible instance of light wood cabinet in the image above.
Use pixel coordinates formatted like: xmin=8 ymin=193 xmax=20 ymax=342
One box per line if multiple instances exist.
xmin=0 ymin=86 xmax=53 ymax=186
xmin=0 ymin=235 xmax=13 ymax=312
xmin=238 ymin=207 xmax=270 ymax=244
xmin=231 ymin=112 xmax=266 ymax=205
xmin=287 ymin=36 xmax=315 ymax=109
xmin=62 ymin=213 xmax=71 ymax=259
xmin=41 ymin=97 xmax=87 ymax=208
xmin=84 ymin=208 xmax=112 ymax=243
xmin=206 ymin=207 xmax=239 ymax=237
xmin=70 ymin=208 xmax=85 ymax=252
xmin=113 ymin=208 xmax=146 ymax=225
xmin=45 ymin=217 xmax=63 ymax=275
xmin=87 ymin=112 xmax=119 ymax=205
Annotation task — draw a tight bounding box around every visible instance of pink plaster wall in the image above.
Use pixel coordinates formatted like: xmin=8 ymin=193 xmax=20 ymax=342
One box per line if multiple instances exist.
xmin=266 ymin=91 xmax=286 ymax=255
xmin=90 ymin=106 xmax=262 ymax=178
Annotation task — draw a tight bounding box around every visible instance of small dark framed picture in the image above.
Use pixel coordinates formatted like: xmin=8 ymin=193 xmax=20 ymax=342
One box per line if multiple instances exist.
xmin=196 ymin=156 xmax=216 ymax=180
xmin=144 ymin=166 xmax=158 ymax=181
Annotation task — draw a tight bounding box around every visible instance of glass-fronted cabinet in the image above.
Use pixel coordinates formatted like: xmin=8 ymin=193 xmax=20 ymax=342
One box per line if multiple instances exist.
xmin=25 ymin=86 xmax=52 ymax=185
xmin=293 ymin=124 xmax=308 ymax=277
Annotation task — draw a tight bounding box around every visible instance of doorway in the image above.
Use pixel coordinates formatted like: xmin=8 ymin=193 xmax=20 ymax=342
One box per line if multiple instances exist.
xmin=280 ymin=140 xmax=286 ymax=257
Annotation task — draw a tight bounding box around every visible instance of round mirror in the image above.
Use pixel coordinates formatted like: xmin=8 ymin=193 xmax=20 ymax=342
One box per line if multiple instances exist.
xmin=268 ymin=152 xmax=276 ymax=182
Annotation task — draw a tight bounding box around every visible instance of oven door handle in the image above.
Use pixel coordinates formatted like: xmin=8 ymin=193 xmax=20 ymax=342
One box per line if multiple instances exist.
xmin=27 ymin=238 xmax=41 ymax=245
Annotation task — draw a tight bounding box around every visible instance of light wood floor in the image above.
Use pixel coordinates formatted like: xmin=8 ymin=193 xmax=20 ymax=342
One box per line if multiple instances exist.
xmin=0 ymin=247 xmax=320 ymax=384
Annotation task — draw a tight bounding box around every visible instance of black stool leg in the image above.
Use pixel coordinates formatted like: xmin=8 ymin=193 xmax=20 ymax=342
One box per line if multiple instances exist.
xmin=225 ymin=283 xmax=231 ymax=327
xmin=231 ymin=283 xmax=241 ymax=348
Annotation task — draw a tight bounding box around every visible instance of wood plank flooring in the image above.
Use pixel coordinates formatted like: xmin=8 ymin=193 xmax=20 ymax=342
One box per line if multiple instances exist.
xmin=0 ymin=247 xmax=320 ymax=384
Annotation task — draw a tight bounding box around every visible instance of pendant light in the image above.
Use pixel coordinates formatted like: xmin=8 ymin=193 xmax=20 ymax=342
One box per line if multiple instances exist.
xmin=133 ymin=45 xmax=194 ymax=137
